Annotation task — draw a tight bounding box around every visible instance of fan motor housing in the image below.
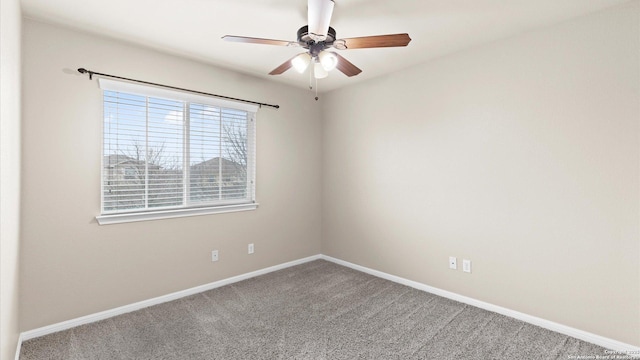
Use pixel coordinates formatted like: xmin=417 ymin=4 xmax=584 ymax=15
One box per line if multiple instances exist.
xmin=297 ymin=25 xmax=336 ymax=49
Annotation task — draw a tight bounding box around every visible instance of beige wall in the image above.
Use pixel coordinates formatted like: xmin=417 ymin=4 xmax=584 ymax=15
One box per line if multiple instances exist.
xmin=322 ymin=1 xmax=640 ymax=346
xmin=19 ymin=19 xmax=322 ymax=331
xmin=17 ymin=0 xmax=640 ymax=350
xmin=1 ymin=0 xmax=22 ymax=357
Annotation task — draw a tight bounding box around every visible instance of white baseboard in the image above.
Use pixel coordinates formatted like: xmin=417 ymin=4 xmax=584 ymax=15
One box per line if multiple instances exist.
xmin=320 ymin=255 xmax=640 ymax=357
xmin=18 ymin=254 xmax=321 ymax=343
xmin=16 ymin=253 xmax=640 ymax=359
xmin=14 ymin=333 xmax=23 ymax=360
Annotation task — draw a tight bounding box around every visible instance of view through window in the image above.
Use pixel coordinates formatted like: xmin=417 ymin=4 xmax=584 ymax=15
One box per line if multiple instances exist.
xmin=102 ymin=89 xmax=256 ymax=215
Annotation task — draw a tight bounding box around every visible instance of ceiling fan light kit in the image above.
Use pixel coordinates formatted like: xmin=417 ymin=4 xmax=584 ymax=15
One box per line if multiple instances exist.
xmin=313 ymin=62 xmax=329 ymax=79
xmin=222 ymin=0 xmax=411 ymax=98
xmin=292 ymin=53 xmax=312 ymax=73
xmin=319 ymin=51 xmax=338 ymax=71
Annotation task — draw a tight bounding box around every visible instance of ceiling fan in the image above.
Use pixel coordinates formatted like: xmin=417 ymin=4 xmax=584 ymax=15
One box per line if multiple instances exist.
xmin=222 ymin=0 xmax=411 ymax=81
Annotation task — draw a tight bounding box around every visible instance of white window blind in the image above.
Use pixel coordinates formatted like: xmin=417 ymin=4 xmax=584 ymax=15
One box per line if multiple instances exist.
xmin=99 ymin=79 xmax=257 ymax=223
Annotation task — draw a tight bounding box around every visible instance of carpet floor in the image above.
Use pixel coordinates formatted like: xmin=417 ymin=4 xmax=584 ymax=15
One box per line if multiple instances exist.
xmin=20 ymin=260 xmax=609 ymax=359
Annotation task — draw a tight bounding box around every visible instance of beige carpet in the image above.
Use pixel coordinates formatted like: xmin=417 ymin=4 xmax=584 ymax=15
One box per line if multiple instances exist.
xmin=20 ymin=260 xmax=609 ymax=359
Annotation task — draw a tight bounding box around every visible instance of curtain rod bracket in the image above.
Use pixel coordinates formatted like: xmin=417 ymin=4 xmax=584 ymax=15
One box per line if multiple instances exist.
xmin=76 ymin=67 xmax=279 ymax=109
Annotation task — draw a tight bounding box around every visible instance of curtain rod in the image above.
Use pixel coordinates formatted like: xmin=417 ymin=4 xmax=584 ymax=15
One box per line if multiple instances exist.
xmin=77 ymin=68 xmax=280 ymax=109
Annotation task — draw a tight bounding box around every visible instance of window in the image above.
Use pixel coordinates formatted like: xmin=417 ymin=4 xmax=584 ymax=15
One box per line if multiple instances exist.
xmin=97 ymin=79 xmax=257 ymax=225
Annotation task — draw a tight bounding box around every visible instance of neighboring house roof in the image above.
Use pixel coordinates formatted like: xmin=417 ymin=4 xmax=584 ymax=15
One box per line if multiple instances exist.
xmin=190 ymin=157 xmax=245 ymax=179
xmin=190 ymin=157 xmax=239 ymax=170
xmin=103 ymin=155 xmax=143 ymax=168
xmin=103 ymin=155 xmax=168 ymax=172
xmin=103 ymin=155 xmax=243 ymax=175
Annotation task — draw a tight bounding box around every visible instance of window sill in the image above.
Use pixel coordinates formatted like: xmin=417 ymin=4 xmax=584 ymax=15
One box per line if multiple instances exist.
xmin=96 ymin=203 xmax=258 ymax=225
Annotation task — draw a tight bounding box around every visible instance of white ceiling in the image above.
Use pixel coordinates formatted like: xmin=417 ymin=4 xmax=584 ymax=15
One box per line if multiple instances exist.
xmin=21 ymin=0 xmax=630 ymax=92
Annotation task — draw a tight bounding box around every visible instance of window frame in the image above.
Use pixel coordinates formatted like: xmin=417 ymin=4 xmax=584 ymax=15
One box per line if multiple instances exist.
xmin=96 ymin=78 xmax=258 ymax=225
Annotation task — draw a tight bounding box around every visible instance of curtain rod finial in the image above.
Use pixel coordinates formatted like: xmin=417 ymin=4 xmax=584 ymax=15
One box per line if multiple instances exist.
xmin=78 ymin=68 xmax=93 ymax=79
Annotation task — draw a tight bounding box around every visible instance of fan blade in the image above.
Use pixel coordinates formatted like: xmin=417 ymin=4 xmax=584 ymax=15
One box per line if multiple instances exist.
xmin=269 ymin=55 xmax=299 ymax=75
xmin=334 ymin=53 xmax=362 ymax=77
xmin=336 ymin=33 xmax=411 ymax=49
xmin=308 ymin=0 xmax=334 ymax=41
xmin=222 ymin=35 xmax=293 ymax=47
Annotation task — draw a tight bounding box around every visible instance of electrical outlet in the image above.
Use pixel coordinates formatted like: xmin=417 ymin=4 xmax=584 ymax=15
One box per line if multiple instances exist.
xmin=248 ymin=243 xmax=254 ymax=254
xmin=449 ymin=256 xmax=457 ymax=270
xmin=211 ymin=250 xmax=219 ymax=262
xmin=463 ymin=259 xmax=471 ymax=273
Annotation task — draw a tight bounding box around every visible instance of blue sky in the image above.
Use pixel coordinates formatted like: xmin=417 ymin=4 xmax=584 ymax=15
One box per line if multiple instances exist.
xmin=103 ymin=91 xmax=248 ymax=169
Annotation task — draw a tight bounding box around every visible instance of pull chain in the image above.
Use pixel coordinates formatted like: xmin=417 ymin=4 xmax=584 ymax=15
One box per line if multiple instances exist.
xmin=309 ymin=67 xmax=319 ymax=101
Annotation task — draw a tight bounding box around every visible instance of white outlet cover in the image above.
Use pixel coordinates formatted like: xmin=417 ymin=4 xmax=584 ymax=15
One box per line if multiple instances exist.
xmin=248 ymin=243 xmax=254 ymax=254
xmin=449 ymin=256 xmax=457 ymax=270
xmin=211 ymin=250 xmax=219 ymax=262
xmin=463 ymin=259 xmax=471 ymax=273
